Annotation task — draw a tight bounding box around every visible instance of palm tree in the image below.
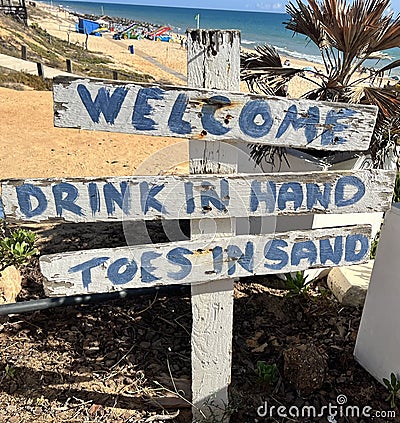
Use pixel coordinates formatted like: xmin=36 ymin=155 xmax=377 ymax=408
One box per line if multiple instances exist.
xmin=241 ymin=0 xmax=400 ymax=167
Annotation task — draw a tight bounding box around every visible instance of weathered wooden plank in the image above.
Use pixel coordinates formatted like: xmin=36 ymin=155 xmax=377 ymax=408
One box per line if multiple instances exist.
xmin=2 ymin=170 xmax=394 ymax=223
xmin=53 ymin=76 xmax=378 ymax=151
xmin=40 ymin=225 xmax=372 ymax=297
xmin=188 ymin=29 xmax=240 ymax=423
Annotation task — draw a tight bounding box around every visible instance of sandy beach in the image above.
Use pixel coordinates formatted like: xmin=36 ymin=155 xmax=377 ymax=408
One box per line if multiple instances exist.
xmin=33 ymin=2 xmax=322 ymax=92
xmin=0 ymin=2 xmax=322 ymax=180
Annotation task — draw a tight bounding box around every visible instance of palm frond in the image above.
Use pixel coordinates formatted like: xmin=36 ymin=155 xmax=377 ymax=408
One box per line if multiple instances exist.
xmin=241 ymin=44 xmax=304 ymax=95
xmin=286 ymin=0 xmax=331 ymax=49
xmin=243 ymin=0 xmax=400 ymax=169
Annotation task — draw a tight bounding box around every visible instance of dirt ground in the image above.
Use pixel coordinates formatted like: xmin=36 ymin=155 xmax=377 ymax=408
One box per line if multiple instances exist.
xmin=0 ymin=271 xmax=397 ymax=423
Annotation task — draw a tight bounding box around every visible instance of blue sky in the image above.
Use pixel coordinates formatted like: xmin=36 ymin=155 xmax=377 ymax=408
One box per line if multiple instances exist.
xmin=74 ymin=0 xmax=400 ymax=14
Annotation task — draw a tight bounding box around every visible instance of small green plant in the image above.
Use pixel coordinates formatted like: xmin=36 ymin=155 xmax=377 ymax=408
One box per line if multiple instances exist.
xmin=370 ymin=232 xmax=380 ymax=259
xmin=383 ymin=373 xmax=400 ymax=408
xmin=257 ymin=361 xmax=279 ymax=386
xmin=284 ymin=271 xmax=310 ymax=295
xmin=0 ymin=228 xmax=38 ymax=271
xmin=4 ymin=364 xmax=16 ymax=379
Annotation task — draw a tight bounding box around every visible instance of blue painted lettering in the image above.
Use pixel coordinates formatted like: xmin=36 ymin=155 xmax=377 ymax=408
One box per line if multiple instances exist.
xmin=227 ymin=242 xmax=254 ymax=276
xmin=69 ymin=257 xmax=109 ymax=289
xmin=276 ymin=105 xmax=320 ymax=143
xmin=278 ymin=182 xmax=303 ymax=210
xmin=141 ymin=251 xmax=161 ymax=283
xmin=168 ymin=93 xmax=191 ymax=135
xmin=132 ymin=88 xmax=164 ymax=131
xmin=201 ymin=179 xmax=229 ymax=212
xmin=140 ymin=182 xmax=166 ymax=214
xmin=306 ymin=183 xmax=331 ymax=210
xmin=201 ymin=95 xmax=231 ymax=136
xmin=264 ymin=239 xmax=288 ymax=270
xmin=88 ymin=182 xmax=100 ymax=216
xmin=103 ymin=182 xmax=130 ymax=215
xmin=212 ymin=246 xmax=223 ymax=274
xmin=291 ymin=240 xmax=318 ymax=266
xmin=166 ymin=247 xmax=193 ymax=280
xmin=250 ymin=180 xmax=277 ymax=213
xmin=321 ymin=108 xmax=355 ymax=145
xmin=184 ymin=182 xmax=195 ymax=214
xmin=107 ymin=258 xmax=138 ymax=285
xmin=320 ymin=237 xmax=343 ymax=265
xmin=239 ymin=100 xmax=273 ymax=138
xmin=335 ymin=176 xmax=365 ymax=208
xmin=16 ymin=184 xmax=47 ymax=218
xmin=77 ymin=84 xmax=128 ymax=124
xmin=345 ymin=234 xmax=369 ymax=262
xmin=52 ymin=182 xmax=84 ymax=217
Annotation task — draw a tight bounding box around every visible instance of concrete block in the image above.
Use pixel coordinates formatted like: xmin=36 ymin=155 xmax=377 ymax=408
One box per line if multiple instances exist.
xmin=327 ymin=261 xmax=374 ymax=307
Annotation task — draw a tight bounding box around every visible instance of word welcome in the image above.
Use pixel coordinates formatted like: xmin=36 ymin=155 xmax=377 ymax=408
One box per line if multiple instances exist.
xmin=53 ymin=77 xmax=378 ymax=151
xmin=2 ymin=171 xmax=394 ymax=222
xmin=40 ymin=226 xmax=371 ymax=296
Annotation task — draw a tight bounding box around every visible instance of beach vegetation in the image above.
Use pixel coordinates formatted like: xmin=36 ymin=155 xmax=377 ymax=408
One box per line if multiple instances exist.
xmin=284 ymin=271 xmax=311 ymax=295
xmin=0 ymin=13 xmax=154 ymax=85
xmin=0 ymin=227 xmax=38 ymax=273
xmin=383 ymin=372 xmax=400 ymax=408
xmin=256 ymin=361 xmax=280 ymax=386
xmin=241 ymin=0 xmax=400 ymax=168
xmin=0 ymin=69 xmax=52 ymax=90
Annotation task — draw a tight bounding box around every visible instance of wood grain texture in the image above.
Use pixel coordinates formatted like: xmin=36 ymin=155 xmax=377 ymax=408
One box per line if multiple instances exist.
xmin=40 ymin=225 xmax=372 ymax=297
xmin=2 ymin=170 xmax=394 ymax=223
xmin=53 ymin=76 xmax=378 ymax=151
xmin=187 ymin=29 xmax=238 ymax=422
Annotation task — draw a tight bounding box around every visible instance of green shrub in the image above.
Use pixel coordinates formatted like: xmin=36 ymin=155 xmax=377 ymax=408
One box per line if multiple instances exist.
xmin=383 ymin=372 xmax=400 ymax=408
xmin=257 ymin=361 xmax=279 ymax=386
xmin=0 ymin=228 xmax=38 ymax=271
xmin=284 ymin=271 xmax=310 ymax=295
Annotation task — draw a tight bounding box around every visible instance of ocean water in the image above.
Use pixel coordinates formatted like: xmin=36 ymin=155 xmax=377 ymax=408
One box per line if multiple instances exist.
xmin=49 ymin=0 xmax=400 ymax=72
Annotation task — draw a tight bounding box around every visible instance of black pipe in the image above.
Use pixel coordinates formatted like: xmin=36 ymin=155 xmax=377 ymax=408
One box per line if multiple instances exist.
xmin=0 ymin=285 xmax=189 ymax=315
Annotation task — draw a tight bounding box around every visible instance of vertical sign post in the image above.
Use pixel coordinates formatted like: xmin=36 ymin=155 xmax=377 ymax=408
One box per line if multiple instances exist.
xmin=187 ymin=29 xmax=241 ymax=422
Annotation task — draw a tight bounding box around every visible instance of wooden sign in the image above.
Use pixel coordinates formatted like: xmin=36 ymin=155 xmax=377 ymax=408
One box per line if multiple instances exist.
xmin=40 ymin=225 xmax=371 ymax=296
xmin=2 ymin=170 xmax=394 ymax=223
xmin=53 ymin=76 xmax=378 ymax=151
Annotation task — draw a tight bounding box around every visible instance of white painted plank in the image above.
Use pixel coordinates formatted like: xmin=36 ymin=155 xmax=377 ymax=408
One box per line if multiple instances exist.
xmin=40 ymin=225 xmax=372 ymax=297
xmin=187 ymin=29 xmax=239 ymax=422
xmin=53 ymin=76 xmax=378 ymax=151
xmin=2 ymin=170 xmax=394 ymax=223
xmin=187 ymin=29 xmax=241 ymax=91
xmin=355 ymin=204 xmax=400 ymax=384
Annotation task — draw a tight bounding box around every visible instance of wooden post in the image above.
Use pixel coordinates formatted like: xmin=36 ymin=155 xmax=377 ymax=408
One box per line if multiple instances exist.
xmin=21 ymin=45 xmax=27 ymax=60
xmin=187 ymin=29 xmax=240 ymax=422
xmin=66 ymin=59 xmax=72 ymax=73
xmin=112 ymin=70 xmax=118 ymax=80
xmin=37 ymin=62 xmax=44 ymax=79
